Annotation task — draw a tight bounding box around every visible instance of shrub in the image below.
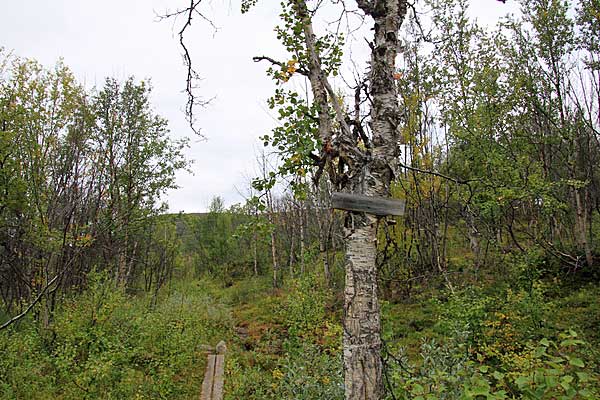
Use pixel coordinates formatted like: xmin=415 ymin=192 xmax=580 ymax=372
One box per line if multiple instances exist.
xmin=0 ymin=275 xmax=233 ymax=399
xmin=384 ymin=330 xmax=599 ymax=399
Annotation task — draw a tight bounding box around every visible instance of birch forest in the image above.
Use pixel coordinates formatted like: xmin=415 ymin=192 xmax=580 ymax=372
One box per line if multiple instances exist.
xmin=1 ymin=0 xmax=600 ymax=399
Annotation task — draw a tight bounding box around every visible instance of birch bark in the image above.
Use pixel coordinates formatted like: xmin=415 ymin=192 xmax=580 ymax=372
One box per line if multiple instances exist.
xmin=344 ymin=2 xmax=406 ymax=398
xmin=291 ymin=1 xmax=407 ymax=397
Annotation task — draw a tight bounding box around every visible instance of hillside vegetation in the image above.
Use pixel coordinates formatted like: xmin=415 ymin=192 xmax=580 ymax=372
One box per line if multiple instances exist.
xmin=1 ymin=212 xmax=599 ymax=399
xmin=0 ymin=270 xmax=598 ymax=399
xmin=2 ymin=0 xmax=600 ymax=398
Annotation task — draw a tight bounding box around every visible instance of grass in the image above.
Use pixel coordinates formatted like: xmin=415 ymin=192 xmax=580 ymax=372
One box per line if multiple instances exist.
xmin=1 ymin=266 xmax=599 ymax=399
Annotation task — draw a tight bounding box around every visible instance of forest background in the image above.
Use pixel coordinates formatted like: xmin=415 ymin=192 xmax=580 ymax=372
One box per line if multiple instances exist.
xmin=1 ymin=0 xmax=600 ymax=398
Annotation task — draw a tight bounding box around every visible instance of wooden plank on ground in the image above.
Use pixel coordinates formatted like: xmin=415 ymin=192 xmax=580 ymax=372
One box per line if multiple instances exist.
xmin=200 ymin=354 xmax=216 ymax=400
xmin=332 ymin=192 xmax=405 ymax=216
xmin=200 ymin=341 xmax=227 ymax=400
xmin=212 ymin=354 xmax=225 ymax=399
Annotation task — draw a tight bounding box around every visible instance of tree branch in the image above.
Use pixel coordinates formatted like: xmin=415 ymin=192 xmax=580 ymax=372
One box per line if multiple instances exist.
xmin=252 ymin=56 xmax=309 ymax=76
xmin=0 ymin=274 xmax=59 ymax=330
xmin=399 ymin=163 xmax=474 ymax=186
xmin=157 ymin=0 xmax=215 ymax=137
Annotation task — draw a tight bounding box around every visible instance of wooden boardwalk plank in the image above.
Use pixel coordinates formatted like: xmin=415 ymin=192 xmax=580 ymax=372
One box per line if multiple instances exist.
xmin=212 ymin=354 xmax=225 ymax=399
xmin=200 ymin=354 xmax=216 ymax=400
xmin=200 ymin=342 xmax=226 ymax=400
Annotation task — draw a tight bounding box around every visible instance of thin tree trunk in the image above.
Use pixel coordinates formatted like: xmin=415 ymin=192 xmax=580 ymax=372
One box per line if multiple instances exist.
xmin=253 ymin=232 xmax=258 ymax=276
xmin=299 ymin=202 xmax=305 ymax=275
xmin=321 ymin=236 xmax=331 ymax=284
xmin=465 ymin=206 xmax=481 ymax=270
xmin=270 ymin=228 xmax=278 ymax=287
xmin=268 ymin=193 xmax=278 ymax=288
xmin=316 ymin=199 xmax=332 ymax=285
xmin=288 ymin=227 xmax=295 ymax=277
xmin=124 ymin=239 xmax=138 ymax=287
xmin=574 ymin=188 xmax=593 ymax=267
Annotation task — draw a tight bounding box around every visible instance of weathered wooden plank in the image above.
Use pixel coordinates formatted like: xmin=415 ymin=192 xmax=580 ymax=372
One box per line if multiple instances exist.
xmin=331 ymin=192 xmax=405 ymax=216
xmin=200 ymin=342 xmax=227 ymax=400
xmin=212 ymin=354 xmax=225 ymax=399
xmin=200 ymin=354 xmax=216 ymax=400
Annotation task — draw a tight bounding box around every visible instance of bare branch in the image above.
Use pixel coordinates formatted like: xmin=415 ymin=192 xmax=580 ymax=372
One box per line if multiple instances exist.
xmin=399 ymin=163 xmax=475 ymax=186
xmin=0 ymin=273 xmax=60 ymax=330
xmin=157 ymin=0 xmax=216 ymax=137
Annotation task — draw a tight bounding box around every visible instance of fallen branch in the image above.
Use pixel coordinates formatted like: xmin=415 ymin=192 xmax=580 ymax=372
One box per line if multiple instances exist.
xmin=0 ymin=274 xmax=60 ymax=330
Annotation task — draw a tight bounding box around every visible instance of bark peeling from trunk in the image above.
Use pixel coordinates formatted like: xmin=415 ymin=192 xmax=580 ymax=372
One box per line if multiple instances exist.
xmin=343 ymin=214 xmax=382 ymax=398
xmin=342 ymin=1 xmax=407 ymax=398
xmin=287 ymin=1 xmax=407 ymax=398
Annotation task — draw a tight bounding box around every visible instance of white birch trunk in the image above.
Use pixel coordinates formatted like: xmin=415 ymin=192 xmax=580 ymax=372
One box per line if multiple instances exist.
xmin=289 ymin=1 xmax=407 ymax=397
xmin=343 ymin=214 xmax=382 ymax=398
xmin=344 ymin=1 xmax=407 ymax=398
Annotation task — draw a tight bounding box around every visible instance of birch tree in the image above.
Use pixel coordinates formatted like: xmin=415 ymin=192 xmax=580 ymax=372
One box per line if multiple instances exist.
xmin=255 ymin=1 xmax=408 ymax=396
xmin=165 ymin=0 xmax=408 ymax=397
xmin=0 ymin=55 xmax=190 ymax=327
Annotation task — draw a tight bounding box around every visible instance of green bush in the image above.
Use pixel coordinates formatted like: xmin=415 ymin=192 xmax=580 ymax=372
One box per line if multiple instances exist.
xmin=224 ymin=273 xmax=343 ymax=399
xmin=385 ymin=330 xmax=598 ymax=399
xmin=0 ymin=276 xmax=232 ymax=399
xmin=225 ymin=341 xmax=343 ymax=400
xmin=386 ymin=272 xmax=600 ymax=399
xmin=434 ymin=286 xmax=494 ymax=344
xmin=276 ymin=274 xmax=330 ymax=339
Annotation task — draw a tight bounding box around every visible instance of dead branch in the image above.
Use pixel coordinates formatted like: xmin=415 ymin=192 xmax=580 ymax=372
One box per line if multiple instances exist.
xmin=157 ymin=0 xmax=215 ymax=137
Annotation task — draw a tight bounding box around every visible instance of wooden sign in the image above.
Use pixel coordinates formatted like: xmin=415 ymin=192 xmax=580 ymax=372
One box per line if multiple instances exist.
xmin=200 ymin=341 xmax=226 ymax=400
xmin=332 ymin=192 xmax=405 ymax=216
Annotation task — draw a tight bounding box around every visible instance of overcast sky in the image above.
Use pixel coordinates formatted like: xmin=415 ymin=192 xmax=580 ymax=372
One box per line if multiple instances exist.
xmin=1 ymin=1 xmax=517 ymax=212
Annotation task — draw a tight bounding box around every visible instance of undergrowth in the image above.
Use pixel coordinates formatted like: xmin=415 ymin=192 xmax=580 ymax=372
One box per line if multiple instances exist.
xmin=0 ymin=274 xmax=232 ymax=399
xmin=1 ymin=264 xmax=598 ymax=399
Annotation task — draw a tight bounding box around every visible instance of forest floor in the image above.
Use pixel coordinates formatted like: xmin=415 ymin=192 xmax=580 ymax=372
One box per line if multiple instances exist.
xmin=1 ymin=270 xmax=599 ymax=399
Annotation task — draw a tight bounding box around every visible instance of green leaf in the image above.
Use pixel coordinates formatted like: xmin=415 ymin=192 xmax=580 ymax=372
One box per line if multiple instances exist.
xmin=545 ymin=375 xmax=558 ymax=388
xmin=578 ymin=388 xmax=595 ymax=398
xmin=560 ymin=381 xmax=572 ymax=392
xmin=568 ymin=329 xmax=578 ymax=338
xmin=514 ymin=375 xmax=530 ymax=388
xmin=560 ymin=339 xmax=584 ymax=347
xmin=534 ymin=346 xmax=548 ymax=357
xmin=412 ymin=383 xmax=425 ymax=395
xmin=561 ymin=375 xmax=574 ymax=384
xmin=471 ymin=388 xmax=491 ymax=396
xmin=568 ymin=357 xmax=584 ymax=368
xmin=576 ymin=372 xmax=590 ymax=382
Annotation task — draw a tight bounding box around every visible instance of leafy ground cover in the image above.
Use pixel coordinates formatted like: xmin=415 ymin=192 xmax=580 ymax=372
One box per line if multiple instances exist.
xmin=381 ymin=281 xmax=600 ymax=399
xmin=0 ymin=275 xmax=231 ymax=399
xmin=1 ymin=269 xmax=598 ymax=399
